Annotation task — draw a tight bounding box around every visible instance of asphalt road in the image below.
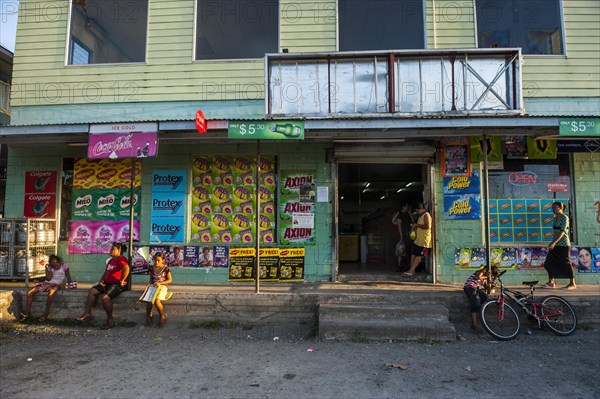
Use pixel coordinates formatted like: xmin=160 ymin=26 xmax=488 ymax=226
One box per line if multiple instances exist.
xmin=1 ymin=321 xmax=599 ymax=399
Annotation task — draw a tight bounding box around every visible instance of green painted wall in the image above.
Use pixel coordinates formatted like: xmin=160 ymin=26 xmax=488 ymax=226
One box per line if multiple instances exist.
xmin=435 ymin=153 xmax=600 ymax=285
xmin=10 ymin=0 xmax=600 ymax=117
xmin=5 ymin=143 xmax=333 ymax=284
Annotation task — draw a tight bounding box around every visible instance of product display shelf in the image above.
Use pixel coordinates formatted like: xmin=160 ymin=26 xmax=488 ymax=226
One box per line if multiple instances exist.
xmin=0 ymin=218 xmax=57 ymax=285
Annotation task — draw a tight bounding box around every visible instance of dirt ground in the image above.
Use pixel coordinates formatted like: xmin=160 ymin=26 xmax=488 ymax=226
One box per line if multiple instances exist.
xmin=1 ymin=320 xmax=599 ymax=399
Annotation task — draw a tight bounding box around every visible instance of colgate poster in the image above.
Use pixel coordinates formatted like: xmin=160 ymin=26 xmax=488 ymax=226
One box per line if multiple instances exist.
xmin=88 ymin=132 xmax=158 ymax=159
xmin=24 ymin=171 xmax=57 ymax=218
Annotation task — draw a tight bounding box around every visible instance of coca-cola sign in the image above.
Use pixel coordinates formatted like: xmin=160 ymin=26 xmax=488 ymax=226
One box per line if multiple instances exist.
xmin=88 ymin=123 xmax=158 ymax=159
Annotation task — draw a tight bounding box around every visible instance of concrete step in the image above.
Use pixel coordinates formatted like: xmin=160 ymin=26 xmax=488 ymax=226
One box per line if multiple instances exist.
xmin=319 ymin=303 xmax=457 ymax=342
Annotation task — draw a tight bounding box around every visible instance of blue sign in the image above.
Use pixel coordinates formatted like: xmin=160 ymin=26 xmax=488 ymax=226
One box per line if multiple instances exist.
xmin=150 ymin=169 xmax=187 ymax=243
xmin=443 ymin=169 xmax=480 ymax=195
xmin=150 ymin=217 xmax=185 ymax=244
xmin=444 ymin=195 xmax=481 ymax=220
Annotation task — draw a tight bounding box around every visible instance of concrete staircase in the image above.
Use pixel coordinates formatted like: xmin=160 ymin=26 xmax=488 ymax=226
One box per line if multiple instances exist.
xmin=319 ymin=301 xmax=457 ymax=342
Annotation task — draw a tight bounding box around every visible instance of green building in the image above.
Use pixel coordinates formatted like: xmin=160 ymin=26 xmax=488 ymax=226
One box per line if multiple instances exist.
xmin=1 ymin=0 xmax=598 ymax=286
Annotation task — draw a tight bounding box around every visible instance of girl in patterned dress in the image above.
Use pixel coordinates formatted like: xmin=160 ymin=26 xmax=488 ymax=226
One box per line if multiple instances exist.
xmin=146 ymin=252 xmax=172 ymax=327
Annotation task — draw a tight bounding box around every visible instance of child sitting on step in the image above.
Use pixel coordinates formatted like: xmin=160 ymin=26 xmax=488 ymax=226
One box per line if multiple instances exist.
xmin=21 ymin=255 xmax=75 ymax=322
xmin=145 ymin=252 xmax=173 ymax=328
xmin=463 ymin=266 xmax=499 ymax=332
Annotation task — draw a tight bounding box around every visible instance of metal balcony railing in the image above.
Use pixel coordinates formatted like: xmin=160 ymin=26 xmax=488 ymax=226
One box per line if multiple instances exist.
xmin=0 ymin=81 xmax=10 ymax=116
xmin=266 ymin=49 xmax=523 ymax=117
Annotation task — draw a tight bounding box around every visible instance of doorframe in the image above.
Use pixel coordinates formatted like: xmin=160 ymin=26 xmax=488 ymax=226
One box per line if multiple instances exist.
xmin=332 ymin=159 xmax=436 ymax=282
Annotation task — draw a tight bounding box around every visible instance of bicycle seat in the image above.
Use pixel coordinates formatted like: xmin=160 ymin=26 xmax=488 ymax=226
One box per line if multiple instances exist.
xmin=522 ymin=280 xmax=538 ymax=286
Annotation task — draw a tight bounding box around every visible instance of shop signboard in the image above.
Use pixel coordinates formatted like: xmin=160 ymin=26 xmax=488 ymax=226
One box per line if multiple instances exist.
xmin=557 ymin=140 xmax=600 ymax=153
xmin=228 ymin=121 xmax=304 ymax=140
xmin=559 ymin=118 xmax=600 ymax=137
xmin=88 ymin=123 xmax=159 ymax=159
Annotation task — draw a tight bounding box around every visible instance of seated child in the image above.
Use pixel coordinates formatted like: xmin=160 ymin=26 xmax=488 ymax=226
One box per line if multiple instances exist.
xmin=21 ymin=255 xmax=74 ymax=322
xmin=463 ymin=266 xmax=499 ymax=332
xmin=145 ymin=252 xmax=173 ymax=328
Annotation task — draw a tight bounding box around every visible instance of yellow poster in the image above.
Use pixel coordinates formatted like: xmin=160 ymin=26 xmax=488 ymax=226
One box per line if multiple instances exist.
xmin=74 ymin=158 xmax=141 ymax=189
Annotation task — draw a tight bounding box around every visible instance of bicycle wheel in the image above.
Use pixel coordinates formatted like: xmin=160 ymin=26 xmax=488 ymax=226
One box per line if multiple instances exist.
xmin=479 ymin=299 xmax=521 ymax=341
xmin=540 ymin=296 xmax=577 ymax=336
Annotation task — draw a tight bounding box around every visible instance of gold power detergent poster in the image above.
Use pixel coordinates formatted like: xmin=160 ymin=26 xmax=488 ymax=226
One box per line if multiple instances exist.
xmin=69 ymin=158 xmax=141 ymax=254
xmin=150 ymin=170 xmax=186 ymax=244
xmin=190 ymin=156 xmax=276 ymax=244
xmin=279 ymin=170 xmax=316 ymax=246
xmin=443 ymin=169 xmax=481 ymax=220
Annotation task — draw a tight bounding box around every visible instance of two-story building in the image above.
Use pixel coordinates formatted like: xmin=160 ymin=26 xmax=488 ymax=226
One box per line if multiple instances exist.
xmin=1 ymin=0 xmax=598 ymax=286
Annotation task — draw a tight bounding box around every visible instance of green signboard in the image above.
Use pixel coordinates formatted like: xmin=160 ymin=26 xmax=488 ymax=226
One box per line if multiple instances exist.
xmin=228 ymin=121 xmax=304 ymax=140
xmin=559 ymin=118 xmax=600 ymax=137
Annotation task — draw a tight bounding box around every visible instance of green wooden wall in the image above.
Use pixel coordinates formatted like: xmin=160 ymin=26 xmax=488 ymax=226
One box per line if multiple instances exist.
xmin=4 ymin=143 xmax=333 ymax=284
xmin=435 ymin=152 xmax=600 ymax=285
xmin=10 ymin=0 xmax=600 ymax=112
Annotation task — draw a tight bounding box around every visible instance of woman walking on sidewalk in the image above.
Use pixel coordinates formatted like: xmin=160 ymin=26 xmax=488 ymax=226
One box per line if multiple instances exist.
xmin=542 ymin=201 xmax=576 ymax=290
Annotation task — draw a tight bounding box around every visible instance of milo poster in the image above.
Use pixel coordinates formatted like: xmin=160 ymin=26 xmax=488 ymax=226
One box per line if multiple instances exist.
xmin=191 ymin=156 xmax=276 ymax=244
xmin=69 ymin=158 xmax=141 ymax=254
xmin=279 ymin=170 xmax=316 ymax=246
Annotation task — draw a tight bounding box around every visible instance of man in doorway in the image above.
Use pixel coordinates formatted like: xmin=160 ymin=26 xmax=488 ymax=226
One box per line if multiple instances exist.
xmin=392 ymin=203 xmax=413 ymax=271
xmin=402 ymin=202 xmax=432 ymax=277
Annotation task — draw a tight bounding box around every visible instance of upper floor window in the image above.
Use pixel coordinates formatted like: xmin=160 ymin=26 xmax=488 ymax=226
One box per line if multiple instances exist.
xmin=195 ymin=0 xmax=279 ymax=60
xmin=68 ymin=0 xmax=148 ymax=65
xmin=339 ymin=0 xmax=425 ymax=51
xmin=476 ymin=0 xmax=564 ymax=55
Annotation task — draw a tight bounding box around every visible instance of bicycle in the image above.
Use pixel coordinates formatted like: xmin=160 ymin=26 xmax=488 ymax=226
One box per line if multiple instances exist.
xmin=479 ymin=270 xmax=577 ymax=340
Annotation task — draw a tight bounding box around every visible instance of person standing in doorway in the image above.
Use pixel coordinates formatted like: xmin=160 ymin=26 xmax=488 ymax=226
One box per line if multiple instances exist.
xmin=402 ymin=202 xmax=432 ymax=277
xmin=541 ymin=201 xmax=576 ymax=289
xmin=392 ymin=203 xmax=413 ymax=271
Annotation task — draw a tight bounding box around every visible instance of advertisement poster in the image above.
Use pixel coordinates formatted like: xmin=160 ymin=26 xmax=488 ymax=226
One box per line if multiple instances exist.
xmin=279 ymin=170 xmax=316 ymax=246
xmin=573 ymin=247 xmax=600 ymax=273
xmin=443 ymin=195 xmax=481 ymax=220
xmin=443 ymin=169 xmax=480 ymax=195
xmin=150 ymin=170 xmax=186 ymax=244
xmin=258 ymin=247 xmax=280 ymax=281
xmin=68 ymin=220 xmax=140 ymax=255
xmin=73 ymin=158 xmax=141 ymax=189
xmin=190 ymin=156 xmax=276 ymax=244
xmin=488 ymin=198 xmax=567 ymax=244
xmin=70 ymin=158 xmax=142 ymax=254
xmin=506 ymin=136 xmax=529 ymax=159
xmin=183 ymin=246 xmax=199 ymax=267
xmin=470 ymin=136 xmax=503 ymax=163
xmin=131 ymin=246 xmax=150 ymax=275
xmin=441 ymin=137 xmax=471 ymax=177
xmin=526 ymin=138 xmax=557 ymax=160
xmin=88 ymin=132 xmax=158 ymax=159
xmin=214 ymin=246 xmax=229 ymax=268
xmin=455 ymin=246 xmax=549 ymax=270
xmin=72 ymin=188 xmax=140 ymax=220
xmin=24 ymin=171 xmax=57 ymax=218
xmin=279 ymin=248 xmax=305 ymax=281
xmin=279 ymin=197 xmax=315 ymax=246
xmin=228 ymin=247 xmax=256 ymax=281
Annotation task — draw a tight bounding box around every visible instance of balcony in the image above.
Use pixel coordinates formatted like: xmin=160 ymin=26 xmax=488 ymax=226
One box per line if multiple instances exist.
xmin=266 ymin=49 xmax=522 ymax=118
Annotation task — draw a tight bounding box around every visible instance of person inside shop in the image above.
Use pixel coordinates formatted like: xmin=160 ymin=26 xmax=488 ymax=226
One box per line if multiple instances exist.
xmin=77 ymin=242 xmax=130 ymax=329
xmin=541 ymin=202 xmax=576 ymax=290
xmin=391 ymin=203 xmax=413 ymax=271
xmin=198 ymin=246 xmax=214 ymax=267
xmin=402 ymin=202 xmax=432 ymax=277
xmin=145 ymin=252 xmax=172 ymax=328
xmin=21 ymin=255 xmax=75 ymax=322
xmin=463 ymin=266 xmax=500 ymax=332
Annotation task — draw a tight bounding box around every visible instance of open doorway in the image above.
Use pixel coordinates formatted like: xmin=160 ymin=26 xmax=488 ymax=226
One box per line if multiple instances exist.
xmin=337 ymin=162 xmax=431 ymax=278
